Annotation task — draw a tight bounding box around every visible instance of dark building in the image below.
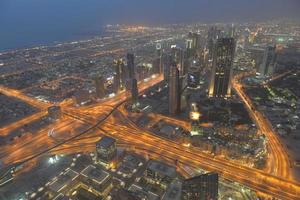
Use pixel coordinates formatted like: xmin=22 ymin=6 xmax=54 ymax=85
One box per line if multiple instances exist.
xmin=181 ymin=173 xmax=218 ymax=200
xmin=259 ymin=45 xmax=277 ymax=76
xmin=186 ymin=32 xmax=200 ymax=58
xmin=95 ymin=76 xmax=105 ymax=99
xmin=168 ymin=63 xmax=181 ymax=114
xmin=208 ymin=38 xmax=235 ymax=98
xmin=131 ymin=78 xmax=138 ymax=106
xmin=48 ymin=105 xmax=62 ymax=120
xmin=145 ymin=160 xmax=177 ymax=189
xmin=162 ymin=53 xmax=173 ymax=81
xmin=96 ymin=136 xmax=117 ymax=165
xmin=113 ymin=59 xmax=122 ymax=94
xmin=207 ymin=27 xmax=220 ymax=60
xmin=127 ymin=53 xmax=135 ymax=80
xmin=171 ymin=46 xmax=187 ymax=76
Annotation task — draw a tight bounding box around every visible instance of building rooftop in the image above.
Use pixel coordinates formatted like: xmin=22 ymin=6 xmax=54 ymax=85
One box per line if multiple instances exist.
xmin=162 ymin=180 xmax=182 ymax=200
xmin=80 ymin=165 xmax=110 ymax=185
xmin=147 ymin=160 xmax=177 ymax=178
xmin=48 ymin=169 xmax=79 ymax=193
xmin=96 ymin=136 xmax=116 ymax=148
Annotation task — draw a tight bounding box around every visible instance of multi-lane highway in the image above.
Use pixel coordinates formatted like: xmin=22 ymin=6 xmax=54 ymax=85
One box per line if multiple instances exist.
xmin=0 ymin=73 xmax=299 ymax=199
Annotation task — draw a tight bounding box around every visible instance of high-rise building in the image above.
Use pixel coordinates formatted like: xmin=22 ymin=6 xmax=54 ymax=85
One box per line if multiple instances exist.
xmin=127 ymin=53 xmax=135 ymax=80
xmin=208 ymin=38 xmax=235 ymax=98
xmin=131 ymin=78 xmax=138 ymax=106
xmin=96 ymin=136 xmax=117 ymax=165
xmin=171 ymin=46 xmax=187 ymax=76
xmin=95 ymin=76 xmax=105 ymax=99
xmin=259 ymin=45 xmax=277 ymax=76
xmin=162 ymin=54 xmax=173 ymax=81
xmin=169 ymin=63 xmax=181 ymax=115
xmin=154 ymin=43 xmax=163 ymax=74
xmin=181 ymin=173 xmax=218 ymax=200
xmin=207 ymin=27 xmax=220 ymax=60
xmin=186 ymin=32 xmax=200 ymax=58
xmin=113 ymin=60 xmax=121 ymax=94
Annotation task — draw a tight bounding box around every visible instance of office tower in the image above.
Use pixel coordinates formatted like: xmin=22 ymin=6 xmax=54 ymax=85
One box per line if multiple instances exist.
xmin=181 ymin=173 xmax=218 ymax=200
xmin=259 ymin=45 xmax=277 ymax=76
xmin=127 ymin=53 xmax=135 ymax=80
xmin=207 ymin=27 xmax=220 ymax=60
xmin=131 ymin=78 xmax=138 ymax=106
xmin=186 ymin=32 xmax=200 ymax=58
xmin=171 ymin=46 xmax=187 ymax=76
xmin=156 ymin=43 xmax=163 ymax=74
xmin=162 ymin=54 xmax=173 ymax=81
xmin=113 ymin=60 xmax=121 ymax=93
xmin=96 ymin=136 xmax=117 ymax=165
xmin=95 ymin=76 xmax=105 ymax=99
xmin=169 ymin=63 xmax=181 ymax=115
xmin=208 ymin=38 xmax=235 ymax=98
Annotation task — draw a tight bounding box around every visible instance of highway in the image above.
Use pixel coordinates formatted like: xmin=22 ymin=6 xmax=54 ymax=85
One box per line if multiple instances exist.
xmin=232 ymin=73 xmax=292 ymax=180
xmin=0 ymin=73 xmax=299 ymax=199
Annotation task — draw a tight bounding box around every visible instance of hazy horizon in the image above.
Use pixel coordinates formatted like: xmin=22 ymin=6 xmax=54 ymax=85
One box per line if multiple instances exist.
xmin=1 ymin=0 xmax=300 ymax=51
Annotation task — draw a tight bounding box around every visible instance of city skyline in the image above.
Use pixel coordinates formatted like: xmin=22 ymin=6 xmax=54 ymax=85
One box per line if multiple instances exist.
xmin=0 ymin=2 xmax=300 ymax=200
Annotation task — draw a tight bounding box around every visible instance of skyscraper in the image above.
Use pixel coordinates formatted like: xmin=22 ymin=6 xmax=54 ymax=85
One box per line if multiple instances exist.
xmin=259 ymin=45 xmax=277 ymax=76
xmin=169 ymin=63 xmax=180 ymax=115
xmin=207 ymin=27 xmax=220 ymax=60
xmin=113 ymin=59 xmax=122 ymax=94
xmin=127 ymin=53 xmax=135 ymax=80
xmin=162 ymin=53 xmax=173 ymax=81
xmin=131 ymin=78 xmax=138 ymax=106
xmin=181 ymin=173 xmax=218 ymax=200
xmin=186 ymin=32 xmax=200 ymax=58
xmin=171 ymin=46 xmax=187 ymax=76
xmin=208 ymin=38 xmax=235 ymax=98
xmin=95 ymin=76 xmax=105 ymax=99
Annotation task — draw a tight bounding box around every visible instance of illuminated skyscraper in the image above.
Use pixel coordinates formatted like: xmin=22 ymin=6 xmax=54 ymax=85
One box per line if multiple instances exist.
xmin=95 ymin=76 xmax=105 ymax=99
xmin=168 ymin=63 xmax=180 ymax=115
xmin=259 ymin=45 xmax=277 ymax=76
xmin=208 ymin=38 xmax=235 ymax=98
xmin=182 ymin=173 xmax=218 ymax=200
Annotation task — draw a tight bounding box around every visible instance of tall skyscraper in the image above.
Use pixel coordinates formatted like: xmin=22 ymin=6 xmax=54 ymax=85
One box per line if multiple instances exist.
xmin=113 ymin=59 xmax=122 ymax=94
xmin=259 ymin=45 xmax=277 ymax=76
xmin=208 ymin=38 xmax=235 ymax=98
xmin=131 ymin=78 xmax=138 ymax=106
xmin=186 ymin=32 xmax=200 ymax=58
xmin=207 ymin=27 xmax=220 ymax=60
xmin=181 ymin=173 xmax=218 ymax=200
xmin=127 ymin=53 xmax=135 ymax=80
xmin=95 ymin=76 xmax=105 ymax=99
xmin=171 ymin=46 xmax=187 ymax=76
xmin=162 ymin=53 xmax=173 ymax=81
xmin=168 ymin=63 xmax=181 ymax=115
xmin=155 ymin=43 xmax=163 ymax=74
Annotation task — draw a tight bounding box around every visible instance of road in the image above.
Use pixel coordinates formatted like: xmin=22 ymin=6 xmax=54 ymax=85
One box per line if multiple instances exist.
xmin=0 ymin=73 xmax=299 ymax=199
xmin=232 ymin=73 xmax=292 ymax=181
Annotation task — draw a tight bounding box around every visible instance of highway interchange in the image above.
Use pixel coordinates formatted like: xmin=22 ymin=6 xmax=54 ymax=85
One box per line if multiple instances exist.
xmin=0 ymin=73 xmax=300 ymax=199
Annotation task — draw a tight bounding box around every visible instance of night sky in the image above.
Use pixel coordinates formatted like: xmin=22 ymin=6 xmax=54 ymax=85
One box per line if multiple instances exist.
xmin=0 ymin=0 xmax=299 ymax=50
